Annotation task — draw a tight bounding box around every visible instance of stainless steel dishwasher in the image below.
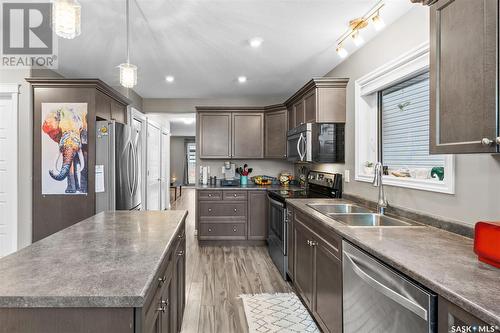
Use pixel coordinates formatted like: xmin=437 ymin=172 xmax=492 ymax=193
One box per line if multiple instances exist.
xmin=343 ymin=241 xmax=437 ymax=333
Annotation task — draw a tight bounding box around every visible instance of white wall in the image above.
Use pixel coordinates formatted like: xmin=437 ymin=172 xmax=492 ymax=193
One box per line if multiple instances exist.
xmin=323 ymin=7 xmax=500 ymax=226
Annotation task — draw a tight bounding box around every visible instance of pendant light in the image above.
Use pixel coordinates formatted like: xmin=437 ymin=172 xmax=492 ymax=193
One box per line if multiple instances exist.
xmin=53 ymin=0 xmax=81 ymax=39
xmin=119 ymin=0 xmax=137 ymax=88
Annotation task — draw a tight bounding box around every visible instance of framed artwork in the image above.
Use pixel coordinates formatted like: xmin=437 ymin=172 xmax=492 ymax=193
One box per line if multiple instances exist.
xmin=41 ymin=103 xmax=88 ymax=195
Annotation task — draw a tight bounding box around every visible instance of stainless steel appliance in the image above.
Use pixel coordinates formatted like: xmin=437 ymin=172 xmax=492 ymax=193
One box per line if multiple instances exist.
xmin=287 ymin=123 xmax=345 ymax=163
xmin=96 ymin=121 xmax=142 ymax=212
xmin=267 ymin=171 xmax=343 ymax=279
xmin=343 ymin=241 xmax=437 ymax=333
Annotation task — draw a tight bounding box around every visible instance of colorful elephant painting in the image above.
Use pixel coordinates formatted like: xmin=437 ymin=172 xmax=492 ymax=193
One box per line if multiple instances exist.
xmin=41 ymin=103 xmax=88 ymax=194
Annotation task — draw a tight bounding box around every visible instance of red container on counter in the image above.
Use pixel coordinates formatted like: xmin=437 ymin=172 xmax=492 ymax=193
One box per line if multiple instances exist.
xmin=474 ymin=221 xmax=500 ymax=268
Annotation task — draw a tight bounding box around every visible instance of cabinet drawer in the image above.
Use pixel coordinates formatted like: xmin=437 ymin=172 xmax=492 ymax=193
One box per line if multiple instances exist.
xmin=223 ymin=191 xmax=247 ymax=201
xmin=199 ymin=202 xmax=247 ymax=219
xmin=199 ymin=223 xmax=246 ymax=239
xmin=198 ymin=190 xmax=222 ymax=201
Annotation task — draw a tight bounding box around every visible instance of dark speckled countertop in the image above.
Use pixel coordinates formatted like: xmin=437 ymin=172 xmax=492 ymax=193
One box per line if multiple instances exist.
xmin=0 ymin=210 xmax=187 ymax=308
xmin=286 ymin=198 xmax=500 ymax=327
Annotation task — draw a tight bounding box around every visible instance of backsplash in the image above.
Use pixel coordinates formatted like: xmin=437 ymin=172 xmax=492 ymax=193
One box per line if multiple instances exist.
xmin=196 ymin=159 xmax=294 ymax=184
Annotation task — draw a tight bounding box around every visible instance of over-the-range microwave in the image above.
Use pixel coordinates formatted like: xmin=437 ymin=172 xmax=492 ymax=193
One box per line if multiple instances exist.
xmin=287 ymin=123 xmax=345 ymax=163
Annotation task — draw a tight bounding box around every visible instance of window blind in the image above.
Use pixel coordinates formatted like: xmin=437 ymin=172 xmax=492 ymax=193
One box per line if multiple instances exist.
xmin=381 ymin=72 xmax=445 ymax=169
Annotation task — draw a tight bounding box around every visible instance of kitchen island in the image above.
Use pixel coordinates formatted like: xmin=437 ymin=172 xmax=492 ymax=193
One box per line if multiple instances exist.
xmin=0 ymin=210 xmax=187 ymax=333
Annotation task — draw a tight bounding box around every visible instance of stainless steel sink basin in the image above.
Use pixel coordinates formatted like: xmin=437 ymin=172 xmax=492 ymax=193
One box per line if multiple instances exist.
xmin=307 ymin=204 xmax=372 ymax=214
xmin=330 ymin=214 xmax=421 ymax=227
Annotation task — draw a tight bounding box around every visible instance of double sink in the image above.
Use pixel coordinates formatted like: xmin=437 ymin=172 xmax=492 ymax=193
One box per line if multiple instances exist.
xmin=307 ymin=204 xmax=421 ymax=227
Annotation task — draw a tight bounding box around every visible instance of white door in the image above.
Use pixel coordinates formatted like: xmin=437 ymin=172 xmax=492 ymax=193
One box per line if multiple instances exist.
xmin=146 ymin=121 xmax=161 ymax=210
xmin=0 ymin=86 xmax=19 ymax=257
xmin=131 ymin=109 xmax=146 ymax=210
xmin=160 ymin=131 xmax=170 ymax=210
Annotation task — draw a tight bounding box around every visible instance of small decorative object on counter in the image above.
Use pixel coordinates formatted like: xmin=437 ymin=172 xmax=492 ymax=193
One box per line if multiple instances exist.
xmin=431 ymin=167 xmax=444 ymax=181
xmin=279 ymin=171 xmax=293 ymax=186
xmin=236 ymin=164 xmax=253 ymax=185
xmin=474 ymin=221 xmax=500 ymax=268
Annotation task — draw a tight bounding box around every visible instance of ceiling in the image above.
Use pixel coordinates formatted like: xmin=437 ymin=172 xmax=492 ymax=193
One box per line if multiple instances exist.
xmin=57 ymin=0 xmax=415 ymax=99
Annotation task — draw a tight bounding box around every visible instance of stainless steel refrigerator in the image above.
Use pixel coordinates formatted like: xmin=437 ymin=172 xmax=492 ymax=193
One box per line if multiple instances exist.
xmin=96 ymin=121 xmax=142 ymax=212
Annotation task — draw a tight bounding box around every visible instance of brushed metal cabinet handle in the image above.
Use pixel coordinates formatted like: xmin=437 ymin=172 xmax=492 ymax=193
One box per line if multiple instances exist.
xmin=496 ymin=137 xmax=500 ymax=145
xmin=234 ymin=208 xmax=237 ymax=212
xmin=481 ymin=138 xmax=494 ymax=146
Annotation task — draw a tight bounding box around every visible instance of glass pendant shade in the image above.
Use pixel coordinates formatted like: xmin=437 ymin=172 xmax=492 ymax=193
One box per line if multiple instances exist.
xmin=372 ymin=14 xmax=385 ymax=31
xmin=119 ymin=63 xmax=137 ymax=88
xmin=351 ymin=30 xmax=364 ymax=47
xmin=53 ymin=0 xmax=81 ymax=39
xmin=336 ymin=45 xmax=348 ymax=59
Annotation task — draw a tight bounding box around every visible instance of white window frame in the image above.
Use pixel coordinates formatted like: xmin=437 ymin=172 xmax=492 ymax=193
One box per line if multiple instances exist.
xmin=354 ymin=42 xmax=455 ymax=194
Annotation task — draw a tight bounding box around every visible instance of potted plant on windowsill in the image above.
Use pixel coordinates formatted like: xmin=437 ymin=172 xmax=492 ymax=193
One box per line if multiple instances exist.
xmin=236 ymin=164 xmax=253 ymax=185
xmin=364 ymin=161 xmax=374 ymax=175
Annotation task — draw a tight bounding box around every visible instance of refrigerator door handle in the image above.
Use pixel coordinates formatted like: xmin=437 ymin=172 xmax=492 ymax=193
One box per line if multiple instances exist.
xmin=127 ymin=142 xmax=134 ymax=196
xmin=131 ymin=141 xmax=138 ymax=195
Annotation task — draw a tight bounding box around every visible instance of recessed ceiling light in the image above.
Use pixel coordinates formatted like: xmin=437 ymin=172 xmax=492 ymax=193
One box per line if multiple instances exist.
xmin=238 ymin=76 xmax=247 ymax=83
xmin=249 ymin=37 xmax=263 ymax=48
xmin=165 ymin=75 xmax=175 ymax=83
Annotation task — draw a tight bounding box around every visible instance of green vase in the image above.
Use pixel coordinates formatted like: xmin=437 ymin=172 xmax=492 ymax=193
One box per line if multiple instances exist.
xmin=431 ymin=167 xmax=444 ymax=181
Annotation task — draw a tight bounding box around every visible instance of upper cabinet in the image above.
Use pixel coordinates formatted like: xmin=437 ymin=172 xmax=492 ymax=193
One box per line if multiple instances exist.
xmin=232 ymin=113 xmax=264 ymax=158
xmin=265 ymin=106 xmax=288 ymax=159
xmin=429 ymin=0 xmax=499 ymax=153
xmin=197 ymin=108 xmax=264 ymax=159
xmin=198 ymin=112 xmax=232 ymax=159
xmin=285 ymin=78 xmax=349 ymax=129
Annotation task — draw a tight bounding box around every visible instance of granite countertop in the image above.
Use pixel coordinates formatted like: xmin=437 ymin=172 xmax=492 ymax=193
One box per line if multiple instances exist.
xmin=286 ymin=198 xmax=500 ymax=327
xmin=0 ymin=210 xmax=187 ymax=308
xmin=196 ymin=183 xmax=303 ymax=191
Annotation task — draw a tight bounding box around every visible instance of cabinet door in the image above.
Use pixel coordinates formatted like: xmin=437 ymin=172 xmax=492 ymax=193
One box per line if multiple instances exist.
xmin=265 ymin=109 xmax=288 ymax=158
xmin=247 ymin=191 xmax=267 ymax=240
xmin=95 ymin=92 xmax=111 ymax=120
xmin=287 ymin=106 xmax=295 ymax=130
xmin=313 ymin=236 xmax=342 ymax=333
xmin=176 ymin=239 xmax=186 ymax=332
xmin=430 ymin=0 xmax=498 ymax=153
xmin=293 ymin=219 xmax=314 ymax=307
xmin=293 ymin=100 xmax=305 ymax=127
xmin=437 ymin=296 xmax=488 ymax=333
xmin=198 ymin=112 xmax=232 ymax=158
xmin=304 ymin=91 xmax=316 ymax=124
xmin=232 ymin=113 xmax=264 ymax=158
xmin=161 ymin=273 xmax=175 ymax=333
xmin=111 ymin=100 xmax=127 ymax=124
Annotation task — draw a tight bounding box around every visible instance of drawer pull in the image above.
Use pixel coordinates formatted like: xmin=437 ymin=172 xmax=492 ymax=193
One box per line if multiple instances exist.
xmin=178 ymin=234 xmax=184 ymax=239
xmin=234 ymin=208 xmax=237 ymax=212
xmin=208 ymin=194 xmax=212 ymax=197
xmin=208 ymin=228 xmax=212 ymax=232
xmin=233 ymin=194 xmax=237 ymax=197
xmin=177 ymin=250 xmax=184 ymax=256
xmin=158 ymin=276 xmax=166 ymax=284
xmin=208 ymin=208 xmax=212 ymax=212
xmin=233 ymin=227 xmax=237 ymax=232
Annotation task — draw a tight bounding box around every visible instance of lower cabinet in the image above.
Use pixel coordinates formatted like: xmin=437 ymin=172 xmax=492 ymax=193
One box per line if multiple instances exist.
xmin=438 ymin=296 xmax=488 ymax=333
xmin=197 ymin=189 xmax=267 ymax=242
xmin=141 ymin=226 xmax=186 ymax=333
xmin=292 ymin=211 xmax=343 ymax=333
xmin=286 ymin=207 xmax=294 ymax=280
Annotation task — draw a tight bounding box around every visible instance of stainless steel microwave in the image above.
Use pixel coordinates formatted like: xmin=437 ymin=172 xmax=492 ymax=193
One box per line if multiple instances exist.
xmin=287 ymin=123 xmax=345 ymax=163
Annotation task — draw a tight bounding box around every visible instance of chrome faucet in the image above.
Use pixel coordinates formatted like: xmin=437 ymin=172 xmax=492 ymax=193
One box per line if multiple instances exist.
xmin=372 ymin=162 xmax=388 ymax=214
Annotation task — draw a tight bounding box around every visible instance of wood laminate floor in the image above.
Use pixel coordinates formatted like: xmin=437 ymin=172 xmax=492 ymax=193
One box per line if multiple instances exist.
xmin=171 ymin=188 xmax=293 ymax=333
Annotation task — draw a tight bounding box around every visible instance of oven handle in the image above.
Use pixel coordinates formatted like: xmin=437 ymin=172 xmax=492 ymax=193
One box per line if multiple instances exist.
xmin=344 ymin=251 xmax=428 ymax=321
xmin=268 ymin=195 xmax=285 ymax=209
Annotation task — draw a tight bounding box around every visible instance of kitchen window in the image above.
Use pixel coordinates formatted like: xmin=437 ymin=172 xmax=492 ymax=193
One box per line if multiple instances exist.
xmin=355 ymin=43 xmax=454 ymax=193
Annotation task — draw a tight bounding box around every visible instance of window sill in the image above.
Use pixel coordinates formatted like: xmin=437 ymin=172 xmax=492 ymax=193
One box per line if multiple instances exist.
xmin=355 ymin=173 xmax=455 ymax=194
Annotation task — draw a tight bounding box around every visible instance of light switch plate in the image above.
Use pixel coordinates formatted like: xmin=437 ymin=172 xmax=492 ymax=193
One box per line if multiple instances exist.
xmin=344 ymin=169 xmax=350 ymax=182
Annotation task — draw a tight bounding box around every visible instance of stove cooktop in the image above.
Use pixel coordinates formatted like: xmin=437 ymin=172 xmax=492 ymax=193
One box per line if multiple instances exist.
xmin=268 ymin=188 xmax=309 ymax=199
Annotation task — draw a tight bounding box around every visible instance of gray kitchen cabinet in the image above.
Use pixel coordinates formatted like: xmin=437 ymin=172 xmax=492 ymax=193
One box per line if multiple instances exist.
xmin=287 ymin=105 xmax=295 ymax=131
xmin=265 ymin=107 xmax=288 ymax=159
xmin=293 ymin=210 xmax=343 ymax=333
xmin=429 ymin=0 xmax=499 ymax=154
xmin=293 ymin=217 xmax=314 ymax=308
xmin=247 ymin=191 xmax=267 ymax=240
xmin=285 ymin=78 xmax=348 ymax=129
xmin=198 ymin=112 xmax=232 ymax=158
xmin=437 ymin=296 xmax=488 ymax=333
xmin=232 ymin=113 xmax=264 ymax=158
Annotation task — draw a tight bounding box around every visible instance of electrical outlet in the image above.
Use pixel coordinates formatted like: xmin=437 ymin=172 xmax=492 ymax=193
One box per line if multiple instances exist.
xmin=344 ymin=169 xmax=350 ymax=183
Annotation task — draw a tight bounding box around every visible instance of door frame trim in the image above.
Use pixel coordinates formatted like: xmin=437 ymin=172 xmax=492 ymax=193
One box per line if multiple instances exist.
xmin=0 ymin=84 xmax=20 ymax=256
